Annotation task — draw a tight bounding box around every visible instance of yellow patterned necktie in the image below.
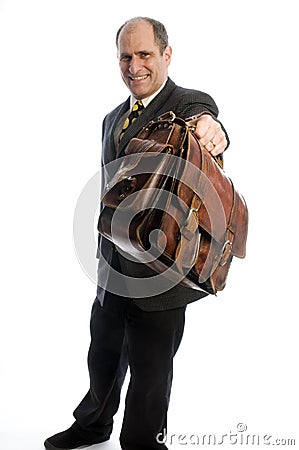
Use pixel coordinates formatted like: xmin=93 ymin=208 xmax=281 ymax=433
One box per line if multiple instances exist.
xmin=119 ymin=100 xmax=144 ymax=142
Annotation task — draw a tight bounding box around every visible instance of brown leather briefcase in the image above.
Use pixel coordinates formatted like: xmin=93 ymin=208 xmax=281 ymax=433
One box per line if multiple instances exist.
xmin=98 ymin=112 xmax=248 ymax=295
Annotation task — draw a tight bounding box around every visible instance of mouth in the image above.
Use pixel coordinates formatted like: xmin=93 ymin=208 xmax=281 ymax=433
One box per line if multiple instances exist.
xmin=129 ymin=74 xmax=150 ymax=81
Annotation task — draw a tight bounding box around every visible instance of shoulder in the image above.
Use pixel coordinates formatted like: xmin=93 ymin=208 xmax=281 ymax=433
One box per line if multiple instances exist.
xmin=170 ymin=82 xmax=219 ymax=118
xmin=173 ymin=83 xmax=213 ymax=100
xmin=154 ymin=79 xmax=219 ymax=119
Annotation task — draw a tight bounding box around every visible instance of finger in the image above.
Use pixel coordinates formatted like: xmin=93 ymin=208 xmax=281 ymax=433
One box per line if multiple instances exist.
xmin=193 ymin=115 xmax=227 ymax=156
xmin=203 ymin=132 xmax=227 ymax=155
xmin=197 ymin=121 xmax=222 ymax=147
xmin=210 ymin=133 xmax=227 ymax=156
xmin=193 ymin=114 xmax=214 ymax=137
xmin=205 ymin=141 xmax=216 ymax=152
xmin=203 ymin=129 xmax=220 ymax=153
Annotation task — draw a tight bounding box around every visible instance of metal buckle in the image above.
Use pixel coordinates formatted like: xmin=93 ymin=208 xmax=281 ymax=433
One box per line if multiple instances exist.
xmin=158 ymin=111 xmax=176 ymax=122
xmin=221 ymin=240 xmax=233 ymax=253
xmin=219 ymin=240 xmax=233 ymax=266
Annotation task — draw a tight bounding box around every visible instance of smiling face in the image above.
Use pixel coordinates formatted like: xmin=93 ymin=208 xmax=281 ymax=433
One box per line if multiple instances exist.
xmin=117 ymin=20 xmax=172 ymax=100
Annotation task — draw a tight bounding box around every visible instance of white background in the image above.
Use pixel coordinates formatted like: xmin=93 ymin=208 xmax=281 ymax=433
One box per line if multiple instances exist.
xmin=0 ymin=1 xmax=298 ymax=449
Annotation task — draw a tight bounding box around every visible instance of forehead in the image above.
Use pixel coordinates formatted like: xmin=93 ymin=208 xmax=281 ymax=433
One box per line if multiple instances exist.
xmin=118 ymin=21 xmax=158 ymax=52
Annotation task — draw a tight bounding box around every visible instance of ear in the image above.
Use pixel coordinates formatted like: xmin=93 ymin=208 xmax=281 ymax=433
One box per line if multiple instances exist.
xmin=164 ymin=46 xmax=172 ymax=65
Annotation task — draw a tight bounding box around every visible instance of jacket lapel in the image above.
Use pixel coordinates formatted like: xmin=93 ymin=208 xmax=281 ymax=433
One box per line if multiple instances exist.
xmin=107 ymin=98 xmax=130 ymax=159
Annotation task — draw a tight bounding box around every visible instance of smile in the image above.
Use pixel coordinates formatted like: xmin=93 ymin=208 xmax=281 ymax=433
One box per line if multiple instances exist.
xmin=129 ymin=75 xmax=149 ymax=81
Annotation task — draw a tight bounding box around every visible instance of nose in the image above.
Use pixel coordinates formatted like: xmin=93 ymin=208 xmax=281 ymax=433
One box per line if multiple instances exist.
xmin=129 ymin=55 xmax=143 ymax=74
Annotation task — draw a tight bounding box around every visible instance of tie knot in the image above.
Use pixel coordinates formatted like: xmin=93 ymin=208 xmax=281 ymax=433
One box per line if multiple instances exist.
xmin=132 ymin=100 xmax=144 ymax=112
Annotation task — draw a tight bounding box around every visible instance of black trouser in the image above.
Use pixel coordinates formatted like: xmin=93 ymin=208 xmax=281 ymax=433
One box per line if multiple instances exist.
xmin=73 ymin=292 xmax=186 ymax=450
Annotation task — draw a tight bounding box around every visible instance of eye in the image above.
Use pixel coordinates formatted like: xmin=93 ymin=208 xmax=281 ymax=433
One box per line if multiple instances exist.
xmin=120 ymin=54 xmax=131 ymax=62
xmin=140 ymin=52 xmax=150 ymax=58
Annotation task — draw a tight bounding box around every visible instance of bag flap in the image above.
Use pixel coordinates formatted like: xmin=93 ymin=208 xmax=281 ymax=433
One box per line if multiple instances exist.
xmin=102 ymin=138 xmax=174 ymax=209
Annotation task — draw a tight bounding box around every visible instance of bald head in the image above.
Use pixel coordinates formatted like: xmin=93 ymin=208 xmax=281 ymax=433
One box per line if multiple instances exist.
xmin=116 ymin=17 xmax=169 ymax=56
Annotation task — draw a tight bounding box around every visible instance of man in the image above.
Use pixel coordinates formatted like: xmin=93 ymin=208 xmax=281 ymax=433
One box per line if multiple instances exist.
xmin=45 ymin=17 xmax=229 ymax=450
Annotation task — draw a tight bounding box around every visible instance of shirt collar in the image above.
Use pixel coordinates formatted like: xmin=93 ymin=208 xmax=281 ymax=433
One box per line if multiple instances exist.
xmin=130 ymin=79 xmax=168 ymax=109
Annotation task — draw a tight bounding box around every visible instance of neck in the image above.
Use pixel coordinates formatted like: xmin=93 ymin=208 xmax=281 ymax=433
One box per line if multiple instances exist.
xmin=130 ymin=78 xmax=168 ymax=109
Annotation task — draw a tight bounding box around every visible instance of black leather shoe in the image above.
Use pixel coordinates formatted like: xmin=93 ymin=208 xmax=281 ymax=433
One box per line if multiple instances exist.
xmin=44 ymin=423 xmax=110 ymax=450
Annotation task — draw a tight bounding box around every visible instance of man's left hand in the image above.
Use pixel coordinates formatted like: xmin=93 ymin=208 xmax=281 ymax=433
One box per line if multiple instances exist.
xmin=194 ymin=114 xmax=227 ymax=156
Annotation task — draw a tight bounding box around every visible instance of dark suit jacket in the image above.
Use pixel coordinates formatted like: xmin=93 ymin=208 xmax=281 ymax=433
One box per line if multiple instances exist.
xmin=96 ymin=78 xmax=228 ymax=311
